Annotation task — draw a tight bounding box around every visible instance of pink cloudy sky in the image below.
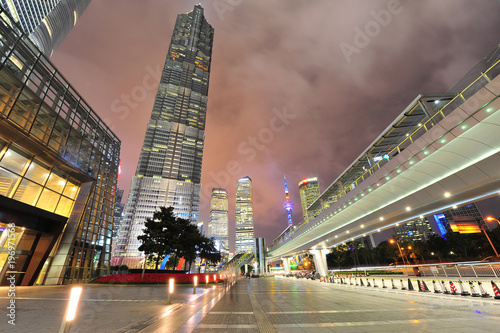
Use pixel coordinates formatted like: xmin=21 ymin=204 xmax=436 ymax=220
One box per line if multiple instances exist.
xmin=52 ymin=0 xmax=500 ymax=251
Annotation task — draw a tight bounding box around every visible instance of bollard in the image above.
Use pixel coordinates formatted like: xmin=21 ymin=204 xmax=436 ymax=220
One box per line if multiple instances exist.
xmin=206 ymin=275 xmax=209 ymax=289
xmin=59 ymin=286 xmax=83 ymax=333
xmin=193 ymin=276 xmax=198 ymax=294
xmin=167 ymin=278 xmax=174 ymax=305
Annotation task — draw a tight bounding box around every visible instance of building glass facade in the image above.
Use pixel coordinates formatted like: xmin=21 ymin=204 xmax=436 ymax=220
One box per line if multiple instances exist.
xmin=298 ymin=177 xmax=320 ymax=222
xmin=112 ymin=5 xmax=213 ymax=268
xmin=394 ymin=217 xmax=435 ymax=243
xmin=235 ymin=176 xmax=254 ymax=253
xmin=0 ymin=8 xmax=120 ymax=285
xmin=444 ymin=203 xmax=487 ymax=233
xmin=208 ymin=188 xmax=228 ymax=249
xmin=0 ymin=0 xmax=91 ymax=56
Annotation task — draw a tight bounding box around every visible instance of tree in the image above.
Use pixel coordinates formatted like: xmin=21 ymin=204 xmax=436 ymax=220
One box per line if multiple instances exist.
xmin=137 ymin=206 xmax=221 ymax=272
xmin=137 ymin=206 xmax=179 ymax=271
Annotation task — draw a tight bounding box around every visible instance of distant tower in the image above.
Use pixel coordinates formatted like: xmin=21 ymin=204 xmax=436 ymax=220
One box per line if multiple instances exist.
xmin=298 ymin=177 xmax=320 ymax=222
xmin=283 ymin=175 xmax=294 ymax=228
xmin=235 ymin=176 xmax=254 ymax=253
xmin=208 ymin=188 xmax=229 ymax=250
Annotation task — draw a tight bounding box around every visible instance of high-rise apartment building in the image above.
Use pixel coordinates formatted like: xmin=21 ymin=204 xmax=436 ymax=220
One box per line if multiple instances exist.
xmin=0 ymin=0 xmax=91 ymax=56
xmin=113 ymin=5 xmax=213 ymax=268
xmin=298 ymin=177 xmax=320 ymax=222
xmin=208 ymin=188 xmax=229 ymax=249
xmin=394 ymin=217 xmax=435 ymax=243
xmin=0 ymin=8 xmax=120 ymax=285
xmin=235 ymin=176 xmax=254 ymax=252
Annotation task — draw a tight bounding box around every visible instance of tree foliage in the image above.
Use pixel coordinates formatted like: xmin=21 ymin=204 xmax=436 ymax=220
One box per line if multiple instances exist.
xmin=137 ymin=206 xmax=221 ymax=271
xmin=324 ymin=226 xmax=500 ymax=270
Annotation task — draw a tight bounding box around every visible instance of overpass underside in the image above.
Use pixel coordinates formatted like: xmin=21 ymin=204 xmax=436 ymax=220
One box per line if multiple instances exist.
xmin=269 ymin=50 xmax=500 ymax=260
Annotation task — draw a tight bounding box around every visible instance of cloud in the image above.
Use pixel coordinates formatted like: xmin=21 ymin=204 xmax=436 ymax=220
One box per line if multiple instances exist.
xmin=52 ymin=0 xmax=500 ymax=250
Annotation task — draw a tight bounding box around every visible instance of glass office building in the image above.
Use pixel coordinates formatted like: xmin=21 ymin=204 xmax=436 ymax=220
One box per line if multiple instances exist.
xmin=208 ymin=188 xmax=229 ymax=249
xmin=0 ymin=0 xmax=91 ymax=56
xmin=298 ymin=177 xmax=320 ymax=222
xmin=235 ymin=176 xmax=254 ymax=253
xmin=0 ymin=8 xmax=120 ymax=285
xmin=113 ymin=5 xmax=213 ymax=268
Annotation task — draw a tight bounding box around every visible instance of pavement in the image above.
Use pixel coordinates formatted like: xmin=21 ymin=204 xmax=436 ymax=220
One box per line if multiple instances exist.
xmin=2 ymin=276 xmax=500 ymax=332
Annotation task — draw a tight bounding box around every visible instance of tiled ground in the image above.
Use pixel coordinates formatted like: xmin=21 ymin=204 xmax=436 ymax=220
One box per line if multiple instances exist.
xmin=160 ymin=277 xmax=500 ymax=333
xmin=2 ymin=277 xmax=499 ymax=332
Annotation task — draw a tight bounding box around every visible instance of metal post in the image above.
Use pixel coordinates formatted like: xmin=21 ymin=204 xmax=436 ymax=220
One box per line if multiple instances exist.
xmin=489 ymin=263 xmax=498 ymax=278
xmin=470 ymin=265 xmax=478 ymax=278
xmin=455 ymin=265 xmax=462 ymax=278
xmin=441 ymin=265 xmax=448 ymax=278
xmin=481 ymin=225 xmax=500 ymax=259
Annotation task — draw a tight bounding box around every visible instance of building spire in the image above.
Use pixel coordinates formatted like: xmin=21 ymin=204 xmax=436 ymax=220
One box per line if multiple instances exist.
xmin=283 ymin=175 xmax=294 ymax=227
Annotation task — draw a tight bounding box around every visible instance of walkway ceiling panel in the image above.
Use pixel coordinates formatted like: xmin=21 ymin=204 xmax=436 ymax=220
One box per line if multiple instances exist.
xmin=473 ymin=154 xmax=500 ymax=178
xmin=436 ymin=174 xmax=469 ymax=192
xmin=456 ymin=165 xmax=490 ymax=186
xmin=426 ymin=149 xmax=471 ymax=169
xmin=440 ymin=137 xmax=495 ymax=162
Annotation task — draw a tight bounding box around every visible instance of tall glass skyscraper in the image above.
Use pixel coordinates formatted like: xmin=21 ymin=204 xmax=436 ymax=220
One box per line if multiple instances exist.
xmin=235 ymin=176 xmax=254 ymax=252
xmin=113 ymin=5 xmax=213 ymax=268
xmin=208 ymin=188 xmax=229 ymax=250
xmin=298 ymin=177 xmax=320 ymax=222
xmin=0 ymin=0 xmax=91 ymax=56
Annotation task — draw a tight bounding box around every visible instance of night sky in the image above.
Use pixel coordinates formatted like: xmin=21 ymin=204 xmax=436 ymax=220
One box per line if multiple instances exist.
xmin=52 ymin=0 xmax=500 ymax=251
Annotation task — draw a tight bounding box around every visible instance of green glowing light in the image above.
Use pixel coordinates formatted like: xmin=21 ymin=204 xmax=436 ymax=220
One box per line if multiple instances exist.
xmin=487 ymin=108 xmax=492 ymax=112
xmin=461 ymin=125 xmax=467 ymax=130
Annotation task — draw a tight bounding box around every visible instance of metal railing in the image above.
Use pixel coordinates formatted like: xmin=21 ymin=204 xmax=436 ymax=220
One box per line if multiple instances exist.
xmin=328 ymin=261 xmax=500 ymax=278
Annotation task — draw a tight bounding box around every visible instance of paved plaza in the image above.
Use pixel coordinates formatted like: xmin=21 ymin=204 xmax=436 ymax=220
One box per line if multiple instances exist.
xmin=1 ymin=277 xmax=500 ymax=332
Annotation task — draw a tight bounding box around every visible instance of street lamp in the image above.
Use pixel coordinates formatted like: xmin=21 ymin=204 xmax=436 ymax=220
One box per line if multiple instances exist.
xmin=389 ymin=239 xmax=408 ymax=266
xmin=486 ymin=217 xmax=500 ymax=225
xmin=482 ymin=218 xmax=500 ymax=259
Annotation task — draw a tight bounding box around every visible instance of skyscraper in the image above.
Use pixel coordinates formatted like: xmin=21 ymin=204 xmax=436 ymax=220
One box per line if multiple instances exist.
xmin=298 ymin=177 xmax=320 ymax=222
xmin=208 ymin=188 xmax=229 ymax=250
xmin=394 ymin=217 xmax=435 ymax=243
xmin=235 ymin=176 xmax=254 ymax=252
xmin=113 ymin=5 xmax=213 ymax=268
xmin=0 ymin=0 xmax=91 ymax=56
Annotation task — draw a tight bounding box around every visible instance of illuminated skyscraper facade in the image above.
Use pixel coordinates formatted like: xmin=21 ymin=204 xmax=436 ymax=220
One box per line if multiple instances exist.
xmin=235 ymin=176 xmax=254 ymax=252
xmin=0 ymin=0 xmax=91 ymax=56
xmin=394 ymin=217 xmax=435 ymax=243
xmin=208 ymin=188 xmax=229 ymax=249
xmin=298 ymin=177 xmax=320 ymax=222
xmin=113 ymin=5 xmax=213 ymax=268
